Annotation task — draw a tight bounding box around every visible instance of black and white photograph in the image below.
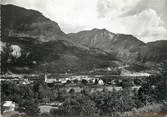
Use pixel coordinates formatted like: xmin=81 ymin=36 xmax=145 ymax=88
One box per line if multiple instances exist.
xmin=0 ymin=0 xmax=167 ymax=117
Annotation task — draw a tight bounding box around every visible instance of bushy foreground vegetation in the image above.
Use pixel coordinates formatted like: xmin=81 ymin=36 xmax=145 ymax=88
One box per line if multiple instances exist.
xmin=1 ymin=63 xmax=167 ymax=117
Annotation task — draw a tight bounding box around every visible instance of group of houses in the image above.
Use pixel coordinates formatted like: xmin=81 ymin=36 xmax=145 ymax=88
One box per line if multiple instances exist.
xmin=1 ymin=72 xmax=152 ymax=114
xmin=0 ymin=73 xmax=105 ymax=86
xmin=1 ymin=72 xmax=150 ymax=88
xmin=44 ymin=74 xmax=105 ymax=85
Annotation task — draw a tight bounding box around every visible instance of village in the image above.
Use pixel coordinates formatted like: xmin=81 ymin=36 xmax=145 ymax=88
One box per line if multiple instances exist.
xmin=1 ymin=68 xmax=154 ymax=115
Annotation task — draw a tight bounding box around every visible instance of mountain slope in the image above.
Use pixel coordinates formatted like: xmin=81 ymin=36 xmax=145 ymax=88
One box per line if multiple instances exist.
xmin=1 ymin=36 xmax=116 ymax=73
xmin=68 ymin=28 xmax=167 ymax=64
xmin=1 ymin=4 xmax=167 ymax=74
xmin=140 ymin=40 xmax=167 ymax=62
xmin=1 ymin=5 xmax=116 ymax=74
xmin=68 ymin=28 xmax=145 ymax=62
xmin=1 ymin=4 xmax=66 ymax=42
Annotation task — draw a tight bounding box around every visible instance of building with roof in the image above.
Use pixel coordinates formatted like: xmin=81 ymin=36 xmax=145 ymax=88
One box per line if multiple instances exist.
xmin=2 ymin=101 xmax=16 ymax=113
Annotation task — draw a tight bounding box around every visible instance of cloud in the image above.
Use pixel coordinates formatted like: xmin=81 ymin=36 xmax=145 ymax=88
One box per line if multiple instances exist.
xmin=97 ymin=0 xmax=140 ymax=18
xmin=120 ymin=9 xmax=167 ymax=42
xmin=2 ymin=0 xmax=167 ymax=42
xmin=121 ymin=0 xmax=167 ymax=28
xmin=2 ymin=0 xmax=98 ymax=32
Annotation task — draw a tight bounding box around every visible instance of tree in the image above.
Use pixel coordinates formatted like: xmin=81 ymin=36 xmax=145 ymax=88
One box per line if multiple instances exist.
xmin=81 ymin=79 xmax=88 ymax=85
xmin=156 ymin=62 xmax=167 ymax=101
xmin=18 ymin=98 xmax=39 ymax=116
xmin=138 ymin=82 xmax=156 ymax=104
xmin=121 ymin=79 xmax=133 ymax=89
xmin=69 ymin=88 xmax=75 ymax=95
xmin=60 ymin=94 xmax=97 ymax=116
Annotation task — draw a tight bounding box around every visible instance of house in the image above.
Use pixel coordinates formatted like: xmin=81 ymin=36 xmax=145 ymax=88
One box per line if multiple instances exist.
xmin=45 ymin=74 xmax=57 ymax=83
xmin=98 ymin=79 xmax=104 ymax=85
xmin=2 ymin=101 xmax=16 ymax=113
xmin=39 ymin=102 xmax=63 ymax=113
xmin=39 ymin=105 xmax=58 ymax=113
xmin=46 ymin=101 xmax=63 ymax=106
xmin=107 ymin=67 xmax=112 ymax=71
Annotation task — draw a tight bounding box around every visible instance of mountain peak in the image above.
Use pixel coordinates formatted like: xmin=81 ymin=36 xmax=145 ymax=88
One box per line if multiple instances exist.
xmin=91 ymin=28 xmax=112 ymax=34
xmin=2 ymin=4 xmax=65 ymax=42
xmin=92 ymin=28 xmax=107 ymax=31
xmin=68 ymin=28 xmax=146 ymax=62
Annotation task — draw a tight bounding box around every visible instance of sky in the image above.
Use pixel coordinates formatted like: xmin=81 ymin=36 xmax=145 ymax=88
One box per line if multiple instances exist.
xmin=2 ymin=0 xmax=167 ymax=42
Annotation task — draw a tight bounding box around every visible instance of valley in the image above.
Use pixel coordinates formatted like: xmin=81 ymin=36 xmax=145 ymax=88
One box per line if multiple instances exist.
xmin=1 ymin=4 xmax=167 ymax=117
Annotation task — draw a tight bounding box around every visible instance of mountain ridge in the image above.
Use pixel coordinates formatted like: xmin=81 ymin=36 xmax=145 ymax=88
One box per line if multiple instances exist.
xmin=1 ymin=4 xmax=117 ymax=74
xmin=1 ymin=4 xmax=167 ymax=74
xmin=68 ymin=28 xmax=146 ymax=62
